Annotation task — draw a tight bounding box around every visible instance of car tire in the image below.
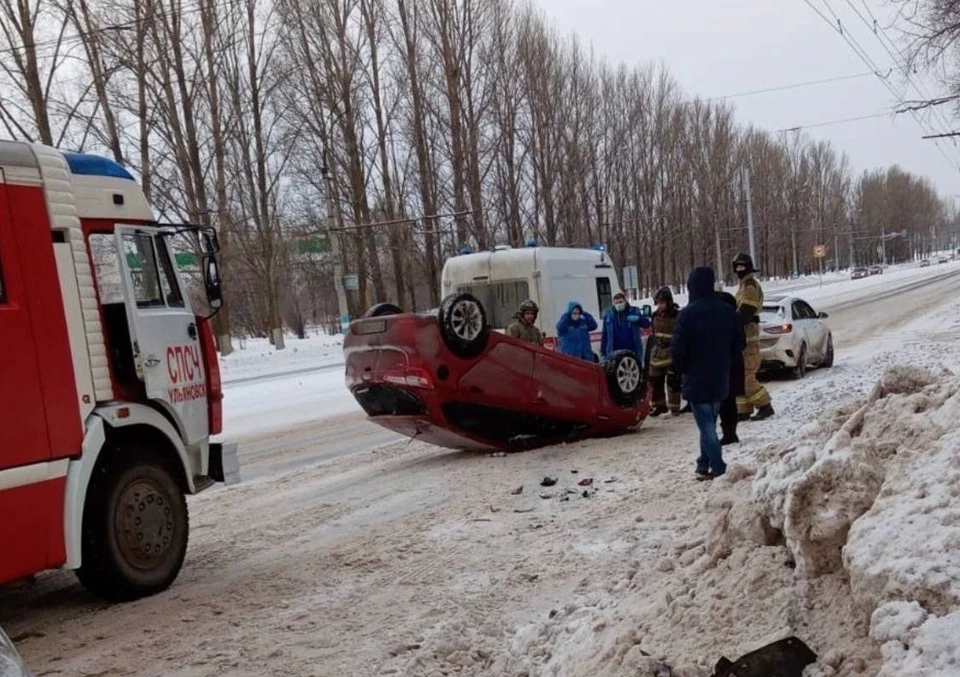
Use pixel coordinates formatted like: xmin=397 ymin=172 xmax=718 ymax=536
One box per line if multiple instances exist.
xmin=792 ymin=343 xmax=808 ymax=380
xmin=76 ymin=443 xmax=189 ymax=602
xmin=438 ymin=292 xmax=490 ymax=358
xmin=822 ymin=334 xmax=834 ymax=368
xmin=605 ymin=350 xmax=643 ymax=408
xmin=364 ymin=302 xmax=403 ymax=318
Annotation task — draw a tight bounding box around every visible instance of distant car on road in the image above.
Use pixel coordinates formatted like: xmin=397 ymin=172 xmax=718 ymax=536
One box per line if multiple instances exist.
xmin=851 ymin=267 xmax=869 ymax=280
xmin=0 ymin=626 xmax=28 ymax=677
xmin=758 ymin=295 xmax=834 ymax=379
xmin=868 ymin=265 xmax=883 ymax=275
xmin=938 ymin=257 xmax=949 ymax=264
xmin=344 ymin=293 xmax=652 ymax=451
xmin=920 ymin=259 xmax=931 ymax=267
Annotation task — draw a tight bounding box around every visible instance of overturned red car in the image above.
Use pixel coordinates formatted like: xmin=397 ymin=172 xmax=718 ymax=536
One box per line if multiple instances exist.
xmin=344 ymin=293 xmax=652 ymax=451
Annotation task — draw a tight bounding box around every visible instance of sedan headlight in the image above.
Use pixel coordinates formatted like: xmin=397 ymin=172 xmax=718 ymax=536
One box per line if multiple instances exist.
xmin=0 ymin=629 xmax=29 ymax=677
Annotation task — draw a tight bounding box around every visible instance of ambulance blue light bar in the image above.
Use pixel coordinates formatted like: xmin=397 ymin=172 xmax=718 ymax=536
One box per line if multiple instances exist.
xmin=63 ymin=151 xmax=135 ymax=181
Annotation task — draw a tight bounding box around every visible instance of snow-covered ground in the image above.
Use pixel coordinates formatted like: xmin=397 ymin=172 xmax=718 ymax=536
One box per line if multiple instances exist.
xmin=6 ymin=267 xmax=960 ymax=677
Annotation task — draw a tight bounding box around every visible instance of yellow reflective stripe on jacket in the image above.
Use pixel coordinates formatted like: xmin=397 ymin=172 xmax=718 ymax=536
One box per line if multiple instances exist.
xmin=650 ymin=358 xmax=673 ymax=367
xmin=654 ymin=332 xmax=673 ymax=339
xmin=736 ymin=297 xmax=762 ymax=309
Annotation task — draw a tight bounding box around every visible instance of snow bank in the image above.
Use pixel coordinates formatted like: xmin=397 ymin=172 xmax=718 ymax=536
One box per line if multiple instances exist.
xmin=218 ymin=333 xmax=343 ymax=383
xmin=749 ymin=365 xmax=960 ymax=676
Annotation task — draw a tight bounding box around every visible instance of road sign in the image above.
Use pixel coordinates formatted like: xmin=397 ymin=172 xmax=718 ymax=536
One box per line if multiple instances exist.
xmin=343 ymin=274 xmax=359 ymax=291
xmin=813 ymin=245 xmax=827 ymax=259
xmin=622 ymin=265 xmax=638 ymax=289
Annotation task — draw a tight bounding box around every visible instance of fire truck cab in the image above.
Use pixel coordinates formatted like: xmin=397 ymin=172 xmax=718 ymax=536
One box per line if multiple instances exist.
xmin=0 ymin=140 xmax=238 ymax=602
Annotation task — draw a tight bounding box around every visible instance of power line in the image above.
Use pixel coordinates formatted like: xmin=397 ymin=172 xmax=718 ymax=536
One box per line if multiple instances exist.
xmin=702 ymin=71 xmax=876 ymax=102
xmin=777 ymin=109 xmax=894 ymax=133
xmin=801 ymin=0 xmax=960 ymax=173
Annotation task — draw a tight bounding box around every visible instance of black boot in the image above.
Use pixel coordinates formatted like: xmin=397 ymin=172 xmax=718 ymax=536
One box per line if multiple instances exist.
xmin=737 ymin=412 xmax=752 ymax=422
xmin=720 ymin=431 xmax=740 ymax=446
xmin=650 ymin=405 xmax=668 ymax=417
xmin=751 ymin=404 xmax=775 ymax=421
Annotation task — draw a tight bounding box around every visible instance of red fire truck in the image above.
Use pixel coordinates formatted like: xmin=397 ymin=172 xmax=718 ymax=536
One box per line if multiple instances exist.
xmin=0 ymin=140 xmax=238 ymax=602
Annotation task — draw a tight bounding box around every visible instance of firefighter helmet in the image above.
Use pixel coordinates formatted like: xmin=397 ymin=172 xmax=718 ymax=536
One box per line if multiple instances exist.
xmin=654 ymin=286 xmax=673 ymax=304
xmin=518 ymin=299 xmax=539 ymax=316
xmin=732 ymin=251 xmax=757 ymax=274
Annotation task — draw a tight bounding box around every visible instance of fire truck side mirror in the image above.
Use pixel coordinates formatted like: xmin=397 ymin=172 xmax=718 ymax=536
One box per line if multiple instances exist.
xmin=203 ymin=254 xmax=223 ymax=310
xmin=199 ymin=230 xmax=220 ymax=255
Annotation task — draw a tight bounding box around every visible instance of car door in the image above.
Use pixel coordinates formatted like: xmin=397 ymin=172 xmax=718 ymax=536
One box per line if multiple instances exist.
xmin=798 ymin=300 xmax=828 ymax=354
xmin=790 ymin=301 xmax=813 ymax=360
xmin=115 ymin=226 xmax=209 ymax=445
xmin=533 ymin=351 xmax=600 ymax=421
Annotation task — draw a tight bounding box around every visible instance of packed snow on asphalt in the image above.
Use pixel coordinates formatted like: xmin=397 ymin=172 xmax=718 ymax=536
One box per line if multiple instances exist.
xmin=4 ymin=263 xmax=960 ymax=677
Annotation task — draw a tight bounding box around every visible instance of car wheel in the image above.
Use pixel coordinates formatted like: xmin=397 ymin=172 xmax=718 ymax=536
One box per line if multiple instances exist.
xmin=364 ymin=302 xmax=403 ymax=318
xmin=792 ymin=343 xmax=807 ymax=380
xmin=822 ymin=334 xmax=834 ymax=368
xmin=438 ymin=292 xmax=490 ymax=358
xmin=605 ymin=350 xmax=643 ymax=408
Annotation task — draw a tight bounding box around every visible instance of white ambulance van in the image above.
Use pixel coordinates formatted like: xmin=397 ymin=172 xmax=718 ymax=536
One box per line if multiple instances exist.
xmin=440 ymin=245 xmax=649 ymax=353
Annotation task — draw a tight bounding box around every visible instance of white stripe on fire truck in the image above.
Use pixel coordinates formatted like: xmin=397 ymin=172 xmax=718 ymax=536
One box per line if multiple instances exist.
xmin=0 ymin=459 xmax=69 ymax=492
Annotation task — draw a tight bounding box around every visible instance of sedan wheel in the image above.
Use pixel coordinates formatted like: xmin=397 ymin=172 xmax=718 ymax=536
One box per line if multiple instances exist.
xmin=792 ymin=343 xmax=807 ymax=379
xmin=822 ymin=334 xmax=835 ymax=368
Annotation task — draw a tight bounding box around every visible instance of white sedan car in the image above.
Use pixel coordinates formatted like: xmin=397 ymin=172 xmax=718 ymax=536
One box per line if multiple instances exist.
xmin=758 ymin=295 xmax=834 ymax=378
xmin=0 ymin=627 xmax=28 ymax=677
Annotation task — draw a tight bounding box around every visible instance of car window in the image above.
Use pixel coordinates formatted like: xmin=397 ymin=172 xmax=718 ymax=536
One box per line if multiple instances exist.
xmin=797 ymin=301 xmax=817 ymax=318
xmin=596 ymin=277 xmax=613 ymax=315
xmin=156 ymin=237 xmax=185 ymax=308
xmin=456 ymin=280 xmax=529 ymax=328
xmin=89 ymin=233 xmax=126 ymax=304
xmin=760 ymin=305 xmax=785 ymax=322
xmin=791 ymin=301 xmax=810 ymax=320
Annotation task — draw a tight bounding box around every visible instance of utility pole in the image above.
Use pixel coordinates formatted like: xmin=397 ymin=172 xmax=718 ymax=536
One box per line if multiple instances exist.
xmin=714 ymin=221 xmax=724 ymax=287
xmin=881 ymin=223 xmax=886 ymax=265
xmin=743 ymin=167 xmax=757 ymax=265
xmin=848 ymin=221 xmax=855 ymax=269
xmin=323 ymin=165 xmax=350 ymax=334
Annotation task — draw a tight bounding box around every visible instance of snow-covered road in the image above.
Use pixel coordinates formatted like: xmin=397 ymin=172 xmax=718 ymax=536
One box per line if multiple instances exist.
xmin=5 ymin=266 xmax=960 ymax=677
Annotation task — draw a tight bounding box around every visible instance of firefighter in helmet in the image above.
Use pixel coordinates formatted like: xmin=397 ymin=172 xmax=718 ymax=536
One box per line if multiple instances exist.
xmin=648 ymin=286 xmax=682 ymax=416
xmin=732 ymin=252 xmax=774 ymax=421
xmin=506 ymin=299 xmax=544 ymax=346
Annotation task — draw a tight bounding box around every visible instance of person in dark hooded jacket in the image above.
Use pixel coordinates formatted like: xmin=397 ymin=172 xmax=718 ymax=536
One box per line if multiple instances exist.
xmin=556 ymin=301 xmax=598 ymax=361
xmin=671 ymin=267 xmax=745 ymax=480
xmin=716 ymin=291 xmax=746 ymax=445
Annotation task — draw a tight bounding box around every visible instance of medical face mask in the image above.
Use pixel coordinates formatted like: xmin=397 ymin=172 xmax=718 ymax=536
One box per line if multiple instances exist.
xmin=571 ymin=312 xmax=582 ymax=321
xmin=614 ymin=302 xmax=626 ymax=312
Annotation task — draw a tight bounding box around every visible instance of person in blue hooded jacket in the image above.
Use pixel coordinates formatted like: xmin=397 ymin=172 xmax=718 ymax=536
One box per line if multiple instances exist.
xmin=671 ymin=266 xmax=745 ymax=481
xmin=556 ymin=301 xmax=598 ymax=361
xmin=601 ymin=291 xmax=651 ymax=363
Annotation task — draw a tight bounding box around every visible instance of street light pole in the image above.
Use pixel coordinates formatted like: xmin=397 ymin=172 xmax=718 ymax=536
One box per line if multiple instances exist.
xmin=323 ymin=165 xmax=350 ymax=334
xmin=743 ymin=167 xmax=757 ymax=265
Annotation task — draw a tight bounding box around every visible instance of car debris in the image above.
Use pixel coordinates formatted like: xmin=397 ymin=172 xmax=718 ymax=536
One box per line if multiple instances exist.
xmin=711 ymin=636 xmax=817 ymax=677
xmin=510 ymin=486 xmax=524 ymax=495
xmin=540 ymin=477 xmax=558 ymax=487
xmin=577 ymin=478 xmax=594 ymax=486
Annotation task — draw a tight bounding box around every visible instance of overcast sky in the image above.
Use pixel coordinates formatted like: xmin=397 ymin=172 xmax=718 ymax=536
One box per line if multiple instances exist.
xmin=534 ymin=0 xmax=960 ymax=200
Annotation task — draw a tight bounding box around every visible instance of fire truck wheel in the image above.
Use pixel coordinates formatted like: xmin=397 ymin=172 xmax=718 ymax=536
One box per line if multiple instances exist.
xmin=77 ymin=447 xmax=189 ymax=602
